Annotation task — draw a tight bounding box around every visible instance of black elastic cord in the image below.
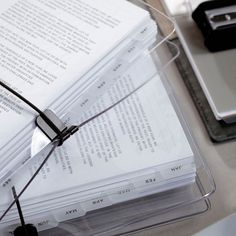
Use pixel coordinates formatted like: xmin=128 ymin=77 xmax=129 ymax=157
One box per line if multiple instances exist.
xmin=12 ymin=187 xmax=28 ymax=236
xmin=0 ymin=81 xmax=43 ymax=116
xmin=0 ymin=142 xmax=58 ymax=222
xmin=0 ymin=80 xmax=63 ymax=144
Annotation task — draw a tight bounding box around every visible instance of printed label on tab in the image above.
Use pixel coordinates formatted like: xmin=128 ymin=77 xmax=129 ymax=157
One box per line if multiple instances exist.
xmin=133 ymin=172 xmax=162 ymax=190
xmin=82 ymin=195 xmax=112 ymax=212
xmin=2 ymin=215 xmax=58 ymax=234
xmin=29 ymin=215 xmax=58 ymax=231
xmin=108 ymin=184 xmax=137 ymax=203
xmin=53 ymin=203 xmax=85 ymax=222
xmin=135 ymin=25 xmax=152 ymax=41
xmin=160 ymin=162 xmax=196 ymax=179
xmin=119 ymin=41 xmax=143 ymax=63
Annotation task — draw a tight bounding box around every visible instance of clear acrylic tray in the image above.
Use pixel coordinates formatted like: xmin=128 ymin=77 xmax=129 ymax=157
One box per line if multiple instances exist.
xmin=0 ymin=1 xmax=215 ymax=235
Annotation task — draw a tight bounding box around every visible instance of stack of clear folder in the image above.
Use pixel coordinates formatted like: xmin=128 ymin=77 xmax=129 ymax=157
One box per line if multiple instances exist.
xmin=0 ymin=1 xmax=215 ymax=235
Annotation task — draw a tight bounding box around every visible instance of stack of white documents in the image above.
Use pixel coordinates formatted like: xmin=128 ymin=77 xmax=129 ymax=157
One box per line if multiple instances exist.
xmin=0 ymin=0 xmax=197 ymax=232
xmin=0 ymin=0 xmax=157 ymax=182
xmin=0 ymin=54 xmax=196 ymax=232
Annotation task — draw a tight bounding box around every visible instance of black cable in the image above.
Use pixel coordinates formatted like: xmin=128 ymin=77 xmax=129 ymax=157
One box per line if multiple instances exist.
xmin=12 ymin=187 xmax=26 ymax=227
xmin=0 ymin=81 xmax=44 ymax=116
xmin=0 ymin=141 xmax=58 ymax=222
xmin=12 ymin=186 xmax=29 ymax=236
xmin=12 ymin=186 xmax=39 ymax=236
xmin=0 ymin=65 xmax=155 ymax=221
xmin=77 ymin=75 xmax=152 ymax=129
xmin=0 ymin=80 xmax=63 ymax=144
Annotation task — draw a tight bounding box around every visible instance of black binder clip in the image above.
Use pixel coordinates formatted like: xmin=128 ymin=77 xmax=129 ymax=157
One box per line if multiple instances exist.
xmin=35 ymin=109 xmax=78 ymax=146
xmin=12 ymin=187 xmax=38 ymax=236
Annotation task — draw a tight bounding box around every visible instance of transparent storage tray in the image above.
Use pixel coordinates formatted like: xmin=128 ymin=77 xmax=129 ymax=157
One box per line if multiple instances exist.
xmin=167 ymin=0 xmax=236 ymax=125
xmin=0 ymin=1 xmax=216 ymax=235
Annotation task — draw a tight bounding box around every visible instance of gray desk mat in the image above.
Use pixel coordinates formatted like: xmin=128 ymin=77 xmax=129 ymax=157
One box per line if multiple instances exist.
xmin=171 ymin=39 xmax=236 ymax=142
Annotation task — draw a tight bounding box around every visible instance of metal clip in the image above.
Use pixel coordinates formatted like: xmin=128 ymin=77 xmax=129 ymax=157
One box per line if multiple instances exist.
xmin=35 ymin=109 xmax=78 ymax=146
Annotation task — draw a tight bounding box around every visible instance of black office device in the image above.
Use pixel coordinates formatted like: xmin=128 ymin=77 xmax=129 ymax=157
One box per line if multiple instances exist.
xmin=192 ymin=0 xmax=236 ymax=52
